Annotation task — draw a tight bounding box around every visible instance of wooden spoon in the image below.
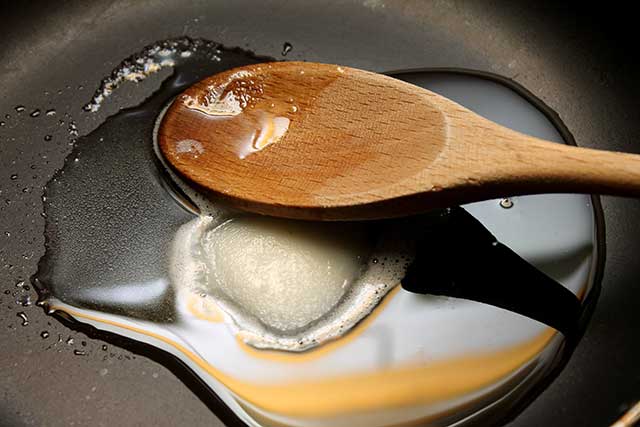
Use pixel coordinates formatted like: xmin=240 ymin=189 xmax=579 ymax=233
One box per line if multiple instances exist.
xmin=158 ymin=62 xmax=640 ymax=220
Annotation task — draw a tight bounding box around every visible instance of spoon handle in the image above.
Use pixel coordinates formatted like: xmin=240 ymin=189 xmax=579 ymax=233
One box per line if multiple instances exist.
xmin=489 ymin=132 xmax=640 ymax=198
xmin=445 ymin=109 xmax=640 ymax=201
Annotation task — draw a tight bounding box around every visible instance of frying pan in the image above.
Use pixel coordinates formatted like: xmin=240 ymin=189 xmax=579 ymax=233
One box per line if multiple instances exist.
xmin=1 ymin=1 xmax=638 ymax=426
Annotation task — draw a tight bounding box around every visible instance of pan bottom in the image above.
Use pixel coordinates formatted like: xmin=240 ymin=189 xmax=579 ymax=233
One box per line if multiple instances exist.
xmin=33 ymin=38 xmax=600 ymax=427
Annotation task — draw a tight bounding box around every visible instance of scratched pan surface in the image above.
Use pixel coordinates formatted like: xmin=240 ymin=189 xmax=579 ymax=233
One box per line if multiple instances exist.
xmin=0 ymin=1 xmax=639 ymax=427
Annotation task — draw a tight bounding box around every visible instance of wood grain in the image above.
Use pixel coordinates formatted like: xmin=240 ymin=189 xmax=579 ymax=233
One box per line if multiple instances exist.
xmin=158 ymin=62 xmax=640 ymax=220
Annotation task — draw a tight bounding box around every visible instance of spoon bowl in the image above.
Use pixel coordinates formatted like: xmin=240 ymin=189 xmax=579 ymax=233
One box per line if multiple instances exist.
xmin=158 ymin=62 xmax=640 ymax=220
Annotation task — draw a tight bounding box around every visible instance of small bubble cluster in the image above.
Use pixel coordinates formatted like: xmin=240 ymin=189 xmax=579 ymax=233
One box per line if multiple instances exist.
xmin=83 ymin=37 xmax=223 ymax=112
xmin=16 ymin=294 xmax=31 ymax=307
xmin=67 ymin=121 xmax=78 ymax=137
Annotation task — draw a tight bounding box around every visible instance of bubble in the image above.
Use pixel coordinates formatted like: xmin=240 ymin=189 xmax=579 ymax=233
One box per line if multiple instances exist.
xmin=500 ymin=198 xmax=514 ymax=209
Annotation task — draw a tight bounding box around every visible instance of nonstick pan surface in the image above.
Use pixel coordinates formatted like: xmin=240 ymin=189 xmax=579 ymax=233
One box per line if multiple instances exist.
xmin=1 ymin=1 xmax=639 ymax=426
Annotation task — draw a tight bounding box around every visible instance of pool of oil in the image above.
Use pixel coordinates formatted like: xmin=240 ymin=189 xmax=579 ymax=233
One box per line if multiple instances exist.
xmin=33 ymin=37 xmax=601 ymax=427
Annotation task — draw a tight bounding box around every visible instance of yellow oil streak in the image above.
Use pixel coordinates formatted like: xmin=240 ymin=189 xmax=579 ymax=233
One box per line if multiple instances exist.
xmin=50 ymin=298 xmax=555 ymax=418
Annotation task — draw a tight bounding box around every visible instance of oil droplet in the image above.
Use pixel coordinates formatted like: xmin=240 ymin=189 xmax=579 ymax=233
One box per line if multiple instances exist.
xmin=30 ymin=109 xmax=41 ymax=118
xmin=45 ymin=109 xmax=56 ymax=116
xmin=0 ymin=121 xmax=5 ymax=127
xmin=17 ymin=312 xmax=28 ymax=326
xmin=15 ymin=106 xmax=25 ymax=113
xmin=16 ymin=294 xmax=31 ymax=307
xmin=41 ymin=330 xmax=50 ymax=339
xmin=44 ymin=135 xmax=52 ymax=142
xmin=101 ymin=345 xmax=107 ymax=351
xmin=10 ymin=174 xmax=17 ymax=180
xmin=281 ymin=42 xmax=293 ymax=56
xmin=500 ymin=198 xmax=514 ymax=209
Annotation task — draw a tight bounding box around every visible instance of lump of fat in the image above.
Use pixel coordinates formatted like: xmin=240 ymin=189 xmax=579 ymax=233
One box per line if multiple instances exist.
xmin=201 ymin=216 xmax=370 ymax=331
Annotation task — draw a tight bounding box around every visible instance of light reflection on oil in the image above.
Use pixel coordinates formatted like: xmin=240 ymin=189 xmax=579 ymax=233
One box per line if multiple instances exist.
xmin=239 ymin=114 xmax=290 ymax=159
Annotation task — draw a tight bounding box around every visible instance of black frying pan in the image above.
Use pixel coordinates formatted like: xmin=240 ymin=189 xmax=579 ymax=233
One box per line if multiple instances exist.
xmin=1 ymin=1 xmax=638 ymax=426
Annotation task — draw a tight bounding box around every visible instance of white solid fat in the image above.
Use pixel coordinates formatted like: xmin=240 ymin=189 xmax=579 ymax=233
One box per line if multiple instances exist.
xmin=201 ymin=216 xmax=370 ymax=331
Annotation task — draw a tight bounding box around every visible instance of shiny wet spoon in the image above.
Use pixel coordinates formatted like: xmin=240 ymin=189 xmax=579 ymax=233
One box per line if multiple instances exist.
xmin=158 ymin=62 xmax=640 ymax=220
